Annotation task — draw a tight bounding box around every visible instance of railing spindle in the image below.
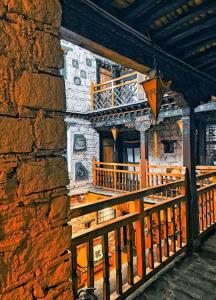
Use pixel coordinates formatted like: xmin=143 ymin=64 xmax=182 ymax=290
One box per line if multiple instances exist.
xmin=71 ymin=246 xmax=78 ymax=299
xmin=115 ymin=228 xmax=122 ymax=295
xmin=87 ymin=240 xmax=94 ymax=288
xmin=163 ymin=208 xmax=169 ymax=258
xmin=102 ymin=233 xmax=110 ymax=300
xmin=127 ymin=223 xmax=134 ymax=285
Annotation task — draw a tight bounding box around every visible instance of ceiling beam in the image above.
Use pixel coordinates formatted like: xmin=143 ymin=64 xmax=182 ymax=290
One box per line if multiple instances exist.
xmin=134 ymin=0 xmax=190 ymax=33
xmin=154 ymin=2 xmax=216 ymax=39
xmin=187 ymin=49 xmax=216 ymax=66
xmin=121 ymin=0 xmax=158 ymax=24
xmin=174 ymin=27 xmax=216 ymax=55
xmin=61 ymin=0 xmax=216 ymax=106
xmin=164 ymin=15 xmax=216 ymax=48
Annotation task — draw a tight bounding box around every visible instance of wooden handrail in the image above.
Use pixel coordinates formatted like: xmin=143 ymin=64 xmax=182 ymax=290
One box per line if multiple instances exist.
xmin=93 ymin=71 xmax=139 ymax=88
xmin=70 ymin=179 xmax=185 ymax=218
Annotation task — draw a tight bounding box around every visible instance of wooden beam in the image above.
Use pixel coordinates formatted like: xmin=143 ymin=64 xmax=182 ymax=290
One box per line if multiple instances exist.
xmin=154 ymin=2 xmax=216 ymax=39
xmin=122 ymin=0 xmax=158 ymax=24
xmin=174 ymin=28 xmax=216 ymax=56
xmin=164 ymin=15 xmax=216 ymax=48
xmin=61 ymin=0 xmax=216 ymax=105
xmin=134 ymin=0 xmax=190 ymax=32
xmin=187 ymin=49 xmax=216 ymax=66
xmin=61 ymin=27 xmax=150 ymax=74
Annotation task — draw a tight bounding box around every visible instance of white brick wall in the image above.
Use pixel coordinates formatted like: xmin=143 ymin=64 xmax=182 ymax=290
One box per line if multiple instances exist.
xmin=65 ymin=116 xmax=99 ymax=195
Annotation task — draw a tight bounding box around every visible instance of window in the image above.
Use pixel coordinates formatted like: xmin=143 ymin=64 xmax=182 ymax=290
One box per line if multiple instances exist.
xmin=205 ymin=124 xmax=216 ymax=165
xmin=162 ymin=140 xmax=176 ymax=154
xmin=97 ymin=208 xmax=116 ymax=224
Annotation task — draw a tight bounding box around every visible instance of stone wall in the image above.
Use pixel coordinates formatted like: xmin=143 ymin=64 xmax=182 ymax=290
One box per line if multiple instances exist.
xmin=148 ymin=118 xmax=183 ymax=165
xmin=66 ymin=116 xmax=100 ymax=194
xmin=0 ymin=1 xmax=71 ymax=299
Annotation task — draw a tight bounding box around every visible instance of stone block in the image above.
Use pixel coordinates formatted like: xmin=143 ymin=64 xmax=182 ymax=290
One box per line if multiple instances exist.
xmin=0 ymin=118 xmax=33 ymax=154
xmin=17 ymin=158 xmax=69 ymax=195
xmin=34 ymin=32 xmax=63 ymax=69
xmin=7 ymin=0 xmax=62 ymax=27
xmin=35 ymin=117 xmax=66 ymax=150
xmin=15 ymin=71 xmax=66 ymax=111
xmin=49 ymin=195 xmax=70 ymax=221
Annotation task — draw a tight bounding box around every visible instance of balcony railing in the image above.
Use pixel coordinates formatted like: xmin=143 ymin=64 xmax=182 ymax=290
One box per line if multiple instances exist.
xmin=91 ymin=72 xmax=145 ymax=111
xmin=92 ymin=160 xmax=186 ymax=192
xmin=70 ymin=169 xmax=216 ymax=299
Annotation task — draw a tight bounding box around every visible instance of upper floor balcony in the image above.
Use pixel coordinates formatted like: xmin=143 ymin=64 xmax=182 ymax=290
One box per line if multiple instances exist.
xmin=91 ymin=71 xmax=147 ymax=111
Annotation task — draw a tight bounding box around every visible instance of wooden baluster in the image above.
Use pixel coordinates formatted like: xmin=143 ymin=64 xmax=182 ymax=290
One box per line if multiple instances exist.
xmin=208 ymin=190 xmax=212 ymax=225
xmin=207 ymin=191 xmax=210 ymax=226
xmin=210 ymin=189 xmax=214 ymax=224
xmin=170 ymin=206 xmax=176 ymax=253
xmin=115 ymin=228 xmax=122 ymax=295
xmin=127 ymin=224 xmax=134 ymax=285
xmin=163 ymin=208 xmax=169 ymax=258
xmin=181 ymin=201 xmax=187 ymax=244
xmin=102 ymin=234 xmax=110 ymax=300
xmin=147 ymin=215 xmax=154 ymax=269
xmin=135 ymin=197 xmax=146 ymax=278
xmin=71 ymin=246 xmax=78 ymax=299
xmin=213 ymin=188 xmax=216 ymax=223
xmin=177 ymin=202 xmax=182 ymax=249
xmin=156 ymin=211 xmax=162 ymax=263
xmin=203 ymin=192 xmax=207 ymax=230
xmin=114 ymin=170 xmax=116 ymax=190
xmin=200 ymin=193 xmax=204 ymax=232
xmin=87 ymin=240 xmax=94 ymax=288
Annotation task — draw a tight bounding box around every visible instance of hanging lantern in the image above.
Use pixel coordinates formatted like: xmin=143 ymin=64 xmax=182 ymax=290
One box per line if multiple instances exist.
xmin=143 ymin=76 xmax=171 ymax=121
xmin=177 ymin=119 xmax=183 ymax=134
xmin=111 ymin=127 xmax=118 ymax=142
xmin=111 ymin=127 xmax=118 ymax=152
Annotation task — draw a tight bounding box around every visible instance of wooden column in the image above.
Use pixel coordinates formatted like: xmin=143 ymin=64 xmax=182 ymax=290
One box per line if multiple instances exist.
xmin=182 ymin=107 xmax=199 ymax=248
xmin=140 ymin=130 xmax=148 ymax=188
xmin=135 ymin=122 xmax=150 ymax=277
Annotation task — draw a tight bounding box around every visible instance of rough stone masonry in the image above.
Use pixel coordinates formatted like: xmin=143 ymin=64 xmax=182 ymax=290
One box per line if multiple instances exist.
xmin=0 ymin=1 xmax=72 ymax=299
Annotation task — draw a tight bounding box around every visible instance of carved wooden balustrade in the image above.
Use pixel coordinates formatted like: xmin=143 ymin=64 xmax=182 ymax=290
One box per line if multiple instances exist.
xmin=70 ymin=179 xmax=187 ymax=299
xmin=91 ymin=72 xmax=145 ymax=111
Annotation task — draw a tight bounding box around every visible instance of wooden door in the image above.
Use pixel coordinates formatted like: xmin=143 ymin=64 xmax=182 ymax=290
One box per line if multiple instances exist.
xmin=102 ymin=138 xmax=114 ymax=163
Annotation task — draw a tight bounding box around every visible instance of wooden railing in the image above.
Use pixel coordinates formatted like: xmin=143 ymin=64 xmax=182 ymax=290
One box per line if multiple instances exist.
xmin=196 ymin=170 xmax=216 ymax=235
xmin=93 ymin=161 xmax=140 ymax=192
xmin=93 ymin=160 xmax=186 ymax=193
xmin=70 ymin=180 xmax=187 ymax=299
xmin=91 ymin=72 xmax=144 ymax=111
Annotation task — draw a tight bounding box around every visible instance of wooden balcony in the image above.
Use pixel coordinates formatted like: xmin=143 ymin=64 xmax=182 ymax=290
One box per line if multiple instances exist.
xmin=92 ymin=160 xmax=186 ymax=193
xmin=91 ymin=72 xmax=145 ymax=111
xmin=70 ymin=167 xmax=216 ymax=299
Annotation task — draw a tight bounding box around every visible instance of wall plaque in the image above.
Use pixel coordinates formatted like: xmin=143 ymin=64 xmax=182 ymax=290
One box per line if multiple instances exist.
xmin=75 ymin=162 xmax=88 ymax=181
xmin=73 ymin=134 xmax=86 ymax=152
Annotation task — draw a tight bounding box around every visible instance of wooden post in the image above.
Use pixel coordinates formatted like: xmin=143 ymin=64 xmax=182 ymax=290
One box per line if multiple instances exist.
xmin=182 ymin=107 xmax=199 ymax=249
xmin=140 ymin=130 xmax=149 ymax=189
xmin=112 ymin=81 xmax=115 ymax=107
xmin=92 ymin=156 xmax=97 ymax=186
xmin=91 ymin=80 xmax=95 ymax=110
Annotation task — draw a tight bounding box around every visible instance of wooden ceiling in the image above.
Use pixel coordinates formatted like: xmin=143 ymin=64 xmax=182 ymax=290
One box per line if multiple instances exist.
xmin=92 ymin=0 xmax=216 ymax=77
xmin=61 ymin=0 xmax=216 ymax=107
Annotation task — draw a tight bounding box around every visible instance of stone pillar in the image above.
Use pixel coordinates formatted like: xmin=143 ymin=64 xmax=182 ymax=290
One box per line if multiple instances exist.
xmin=135 ymin=119 xmax=151 ymax=188
xmin=182 ymin=107 xmax=199 ymax=248
xmin=0 ymin=1 xmax=72 ymax=299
